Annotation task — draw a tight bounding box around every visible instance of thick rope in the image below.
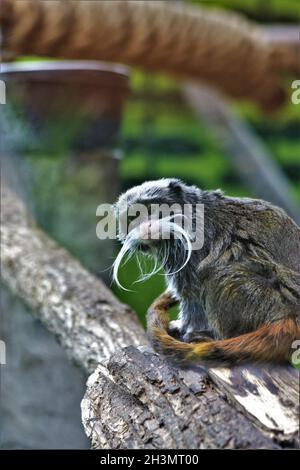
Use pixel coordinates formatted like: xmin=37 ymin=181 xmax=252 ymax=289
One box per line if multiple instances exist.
xmin=0 ymin=0 xmax=298 ymax=109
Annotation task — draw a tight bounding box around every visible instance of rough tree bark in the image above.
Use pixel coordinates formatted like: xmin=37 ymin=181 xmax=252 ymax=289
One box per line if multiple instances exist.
xmin=1 ymin=183 xmax=299 ymax=449
xmin=82 ymin=347 xmax=299 ymax=449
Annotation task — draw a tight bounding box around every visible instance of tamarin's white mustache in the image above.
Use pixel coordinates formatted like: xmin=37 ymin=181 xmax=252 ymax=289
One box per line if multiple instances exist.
xmin=113 ymin=228 xmax=139 ymax=291
xmin=113 ymin=216 xmax=192 ymax=290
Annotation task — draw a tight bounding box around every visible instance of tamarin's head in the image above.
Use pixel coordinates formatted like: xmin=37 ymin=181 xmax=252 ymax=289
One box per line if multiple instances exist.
xmin=113 ymin=178 xmax=201 ymax=289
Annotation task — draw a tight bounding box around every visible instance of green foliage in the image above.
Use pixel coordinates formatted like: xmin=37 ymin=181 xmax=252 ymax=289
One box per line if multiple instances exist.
xmin=189 ymin=0 xmax=299 ymax=22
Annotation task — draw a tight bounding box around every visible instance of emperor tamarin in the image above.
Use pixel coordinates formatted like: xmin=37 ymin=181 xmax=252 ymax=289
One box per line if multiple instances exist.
xmin=113 ymin=178 xmax=300 ymax=364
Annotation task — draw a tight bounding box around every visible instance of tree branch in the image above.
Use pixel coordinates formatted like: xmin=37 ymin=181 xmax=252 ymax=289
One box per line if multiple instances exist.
xmin=82 ymin=346 xmax=291 ymax=449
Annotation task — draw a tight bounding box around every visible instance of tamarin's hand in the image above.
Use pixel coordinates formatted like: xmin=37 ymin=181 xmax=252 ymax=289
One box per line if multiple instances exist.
xmin=147 ymin=289 xmax=300 ymax=365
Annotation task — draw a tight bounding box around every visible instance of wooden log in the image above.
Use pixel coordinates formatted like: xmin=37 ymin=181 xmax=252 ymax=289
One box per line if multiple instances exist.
xmin=209 ymin=366 xmax=299 ymax=441
xmin=82 ymin=346 xmax=299 ymax=449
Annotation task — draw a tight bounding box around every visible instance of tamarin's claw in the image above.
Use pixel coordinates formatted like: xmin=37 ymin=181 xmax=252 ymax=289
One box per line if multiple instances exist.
xmin=183 ymin=330 xmax=215 ymax=344
xmin=152 ymin=291 xmax=178 ymax=310
xmin=168 ymin=320 xmax=183 ymax=340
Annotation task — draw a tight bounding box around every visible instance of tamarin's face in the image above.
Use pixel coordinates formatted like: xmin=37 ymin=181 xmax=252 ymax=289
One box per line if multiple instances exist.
xmin=113 ymin=179 xmax=200 ymax=289
xmin=115 ymin=178 xmax=184 ymax=244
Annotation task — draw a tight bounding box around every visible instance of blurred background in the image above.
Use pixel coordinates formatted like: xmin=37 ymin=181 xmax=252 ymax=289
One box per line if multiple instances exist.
xmin=0 ymin=0 xmax=299 ymax=449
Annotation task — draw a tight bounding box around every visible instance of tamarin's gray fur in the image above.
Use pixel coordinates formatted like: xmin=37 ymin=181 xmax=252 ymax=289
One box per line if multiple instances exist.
xmin=114 ymin=179 xmax=300 ymax=365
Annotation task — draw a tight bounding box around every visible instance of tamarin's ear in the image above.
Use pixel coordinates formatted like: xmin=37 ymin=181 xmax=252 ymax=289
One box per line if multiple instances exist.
xmin=168 ymin=180 xmax=182 ymax=194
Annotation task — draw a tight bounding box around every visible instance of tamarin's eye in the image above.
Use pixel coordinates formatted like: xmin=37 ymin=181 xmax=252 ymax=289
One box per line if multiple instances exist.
xmin=168 ymin=180 xmax=182 ymax=194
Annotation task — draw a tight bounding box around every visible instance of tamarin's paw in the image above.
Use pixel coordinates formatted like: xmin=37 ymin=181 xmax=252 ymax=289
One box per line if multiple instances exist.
xmin=183 ymin=330 xmax=215 ymax=344
xmin=155 ymin=291 xmax=178 ymax=310
xmin=168 ymin=319 xmax=184 ymax=339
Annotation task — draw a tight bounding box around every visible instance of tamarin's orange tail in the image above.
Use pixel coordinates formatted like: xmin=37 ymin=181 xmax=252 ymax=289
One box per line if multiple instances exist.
xmin=147 ymin=294 xmax=300 ymax=365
